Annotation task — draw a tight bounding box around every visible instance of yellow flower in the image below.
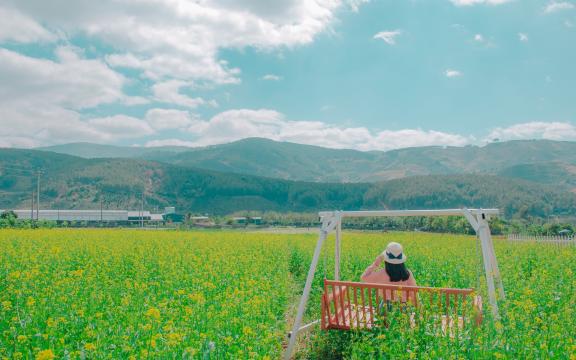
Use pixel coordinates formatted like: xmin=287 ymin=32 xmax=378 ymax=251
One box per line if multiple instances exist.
xmin=1 ymin=301 xmax=12 ymax=310
xmin=188 ymin=292 xmax=205 ymax=304
xmin=145 ymin=307 xmax=160 ymax=320
xmin=26 ymin=297 xmax=35 ymax=307
xmin=46 ymin=317 xmax=55 ymax=327
xmin=70 ymin=269 xmax=84 ymax=277
xmin=242 ymin=326 xmax=254 ymax=336
xmin=36 ymin=350 xmax=55 ymax=360
xmin=185 ymin=348 xmax=197 ymax=356
xmin=84 ymin=343 xmax=96 ymax=351
xmin=167 ymin=332 xmax=183 ymax=346
xmin=17 ymin=335 xmax=27 ymax=343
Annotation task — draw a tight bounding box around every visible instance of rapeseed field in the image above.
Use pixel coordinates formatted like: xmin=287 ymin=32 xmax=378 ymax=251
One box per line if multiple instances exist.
xmin=1 ymin=230 xmax=574 ymax=359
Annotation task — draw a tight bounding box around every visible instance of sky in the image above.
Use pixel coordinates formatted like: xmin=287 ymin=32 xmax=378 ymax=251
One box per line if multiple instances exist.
xmin=0 ymin=0 xmax=575 ymax=151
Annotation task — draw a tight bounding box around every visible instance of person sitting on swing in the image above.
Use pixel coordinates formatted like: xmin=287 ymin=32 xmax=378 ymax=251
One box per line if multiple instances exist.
xmin=361 ymin=242 xmax=417 ymax=307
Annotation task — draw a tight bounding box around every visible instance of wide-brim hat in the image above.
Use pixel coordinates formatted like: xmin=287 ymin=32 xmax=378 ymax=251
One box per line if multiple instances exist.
xmin=383 ymin=241 xmax=407 ymax=264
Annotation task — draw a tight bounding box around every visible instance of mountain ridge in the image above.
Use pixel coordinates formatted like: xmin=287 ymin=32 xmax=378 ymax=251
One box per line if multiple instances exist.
xmin=36 ymin=138 xmax=576 ymax=188
xmin=1 ymin=148 xmax=575 ymax=219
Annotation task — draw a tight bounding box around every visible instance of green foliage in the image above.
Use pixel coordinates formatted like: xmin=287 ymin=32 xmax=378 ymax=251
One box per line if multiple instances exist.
xmin=37 ymin=138 xmax=576 ymax=188
xmin=0 ymin=211 xmax=17 ymax=228
xmin=2 ymin=149 xmax=576 ymax=221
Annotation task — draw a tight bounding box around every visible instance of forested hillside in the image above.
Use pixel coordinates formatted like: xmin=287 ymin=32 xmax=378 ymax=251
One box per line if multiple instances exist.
xmin=2 ymin=149 xmax=575 ymax=218
xmin=38 ymin=138 xmax=576 ymax=189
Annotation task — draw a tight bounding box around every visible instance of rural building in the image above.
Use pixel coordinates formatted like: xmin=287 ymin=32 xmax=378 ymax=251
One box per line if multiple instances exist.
xmin=232 ymin=216 xmax=247 ymax=224
xmin=163 ymin=212 xmax=185 ymax=223
xmin=231 ymin=216 xmax=263 ymax=225
xmin=1 ymin=207 xmax=184 ymax=225
xmin=128 ymin=211 xmax=152 ymax=222
xmin=190 ymin=216 xmax=214 ymax=226
xmin=8 ymin=209 xmax=129 ymax=221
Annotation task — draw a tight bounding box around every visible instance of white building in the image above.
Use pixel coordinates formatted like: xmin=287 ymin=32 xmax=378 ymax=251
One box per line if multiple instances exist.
xmin=7 ymin=209 xmax=128 ymax=221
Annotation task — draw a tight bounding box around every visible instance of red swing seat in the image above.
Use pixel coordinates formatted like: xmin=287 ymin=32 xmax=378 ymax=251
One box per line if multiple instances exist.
xmin=321 ymin=279 xmax=482 ymax=331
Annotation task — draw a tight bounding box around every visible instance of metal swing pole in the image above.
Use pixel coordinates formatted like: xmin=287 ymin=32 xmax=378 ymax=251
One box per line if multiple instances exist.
xmin=335 ymin=215 xmax=342 ymax=281
xmin=283 ymin=213 xmax=339 ymax=360
xmin=478 ymin=215 xmax=506 ymax=301
xmin=477 ymin=218 xmax=500 ymax=319
xmin=463 ymin=209 xmax=502 ymax=320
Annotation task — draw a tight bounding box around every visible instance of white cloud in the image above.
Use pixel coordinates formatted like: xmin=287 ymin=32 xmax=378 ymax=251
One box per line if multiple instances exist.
xmin=0 ymin=47 xmax=125 ymax=109
xmin=174 ymin=108 xmax=471 ymax=151
xmin=0 ymin=1 xmax=375 ymax=148
xmin=445 ymin=69 xmax=463 ymax=78
xmin=122 ymin=96 xmax=150 ymax=106
xmin=3 ymin=0 xmax=366 ymax=85
xmin=474 ymin=34 xmax=484 ymax=42
xmin=145 ymin=109 xmax=194 ymax=130
xmin=147 ymin=118 xmax=576 ymax=151
xmin=518 ymin=33 xmax=529 ymax=42
xmin=544 ymin=1 xmax=575 ymax=13
xmin=0 ymin=5 xmax=56 ymax=43
xmin=450 ymin=0 xmax=514 ymax=6
xmin=373 ymin=30 xmax=402 ymax=45
xmin=262 ymin=74 xmax=283 ymax=81
xmin=348 ymin=0 xmax=370 ymax=12
xmin=0 ymin=106 xmax=153 ymax=147
xmin=0 ymin=47 xmax=157 ymax=147
xmin=87 ymin=115 xmax=155 ymax=139
xmin=145 ymin=139 xmax=197 ymax=147
xmin=152 ymin=80 xmax=212 ymax=109
xmin=487 ymin=122 xmax=576 ymax=142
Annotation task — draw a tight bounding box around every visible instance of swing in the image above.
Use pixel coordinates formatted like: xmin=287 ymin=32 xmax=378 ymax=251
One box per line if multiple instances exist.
xmin=320 ymin=280 xmax=483 ymax=331
xmin=284 ymin=209 xmax=506 ymax=360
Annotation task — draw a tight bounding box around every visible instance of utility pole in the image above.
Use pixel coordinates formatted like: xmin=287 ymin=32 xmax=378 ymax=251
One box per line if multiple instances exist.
xmin=140 ymin=192 xmax=144 ymax=228
xmin=100 ymin=196 xmax=103 ymax=226
xmin=36 ymin=171 xmax=41 ymax=221
xmin=31 ymin=190 xmax=35 ymax=222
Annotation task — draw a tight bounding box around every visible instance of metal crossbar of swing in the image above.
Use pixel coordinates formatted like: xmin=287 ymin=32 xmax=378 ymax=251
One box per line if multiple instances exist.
xmin=283 ymin=208 xmax=505 ymax=360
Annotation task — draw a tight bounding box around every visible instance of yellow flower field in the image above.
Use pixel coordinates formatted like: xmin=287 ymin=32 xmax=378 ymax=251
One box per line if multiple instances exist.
xmin=0 ymin=229 xmax=575 ymax=359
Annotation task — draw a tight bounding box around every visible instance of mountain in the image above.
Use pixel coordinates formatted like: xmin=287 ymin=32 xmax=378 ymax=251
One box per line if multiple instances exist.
xmin=2 ymin=148 xmax=575 ymax=218
xmin=143 ymin=138 xmax=380 ymax=183
xmin=36 ymin=138 xmax=576 ymax=188
xmin=498 ymin=162 xmax=576 ymax=191
xmin=38 ymin=142 xmax=190 ymax=159
xmin=0 ymin=148 xmax=369 ymax=214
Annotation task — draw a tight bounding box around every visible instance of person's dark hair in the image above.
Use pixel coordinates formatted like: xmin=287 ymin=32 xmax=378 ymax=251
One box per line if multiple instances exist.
xmin=385 ymin=262 xmax=410 ymax=282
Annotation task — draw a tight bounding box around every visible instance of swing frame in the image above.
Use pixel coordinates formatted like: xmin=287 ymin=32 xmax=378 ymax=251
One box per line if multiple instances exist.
xmin=283 ymin=208 xmax=505 ymax=359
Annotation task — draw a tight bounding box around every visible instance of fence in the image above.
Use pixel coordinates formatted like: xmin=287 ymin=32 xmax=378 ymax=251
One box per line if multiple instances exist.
xmin=507 ymin=234 xmax=575 ymax=246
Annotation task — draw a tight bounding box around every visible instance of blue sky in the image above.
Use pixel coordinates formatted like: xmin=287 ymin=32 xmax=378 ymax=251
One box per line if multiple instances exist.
xmin=0 ymin=0 xmax=575 ymax=150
